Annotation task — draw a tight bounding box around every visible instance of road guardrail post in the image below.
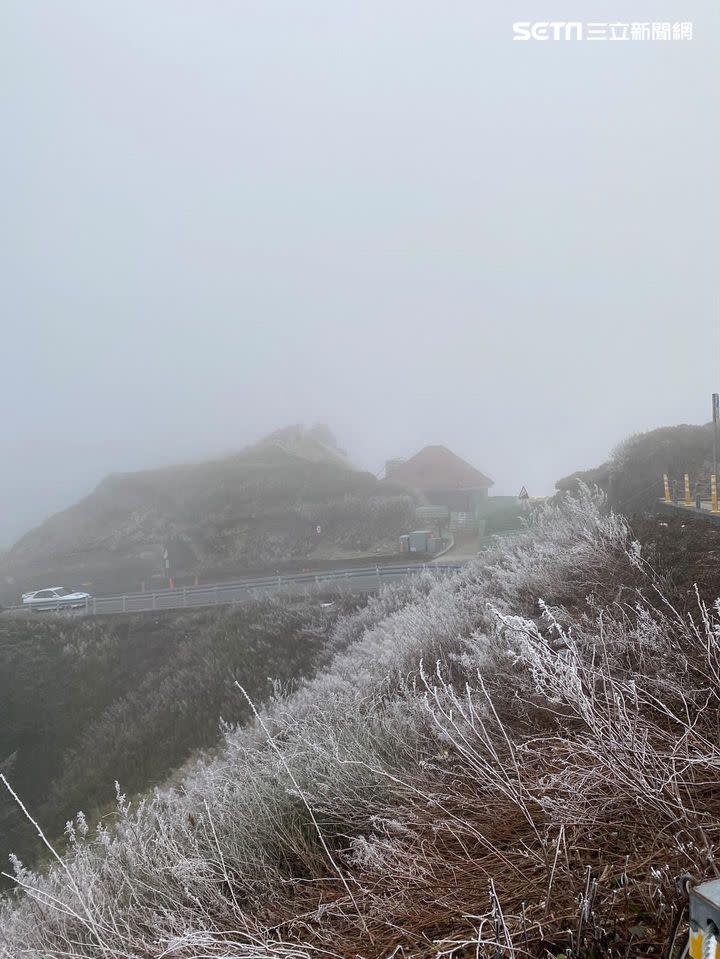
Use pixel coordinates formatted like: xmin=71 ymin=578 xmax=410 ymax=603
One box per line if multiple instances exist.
xmin=122 ymin=595 xmax=127 ymax=613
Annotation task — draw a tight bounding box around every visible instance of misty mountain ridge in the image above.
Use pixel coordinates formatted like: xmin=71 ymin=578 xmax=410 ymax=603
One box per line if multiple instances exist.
xmin=555 ymin=421 xmax=717 ymax=514
xmin=3 ymin=425 xmax=415 ymax=595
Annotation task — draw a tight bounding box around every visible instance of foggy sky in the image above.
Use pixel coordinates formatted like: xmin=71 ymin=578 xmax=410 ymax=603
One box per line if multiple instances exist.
xmin=2 ymin=1 xmax=718 ymax=546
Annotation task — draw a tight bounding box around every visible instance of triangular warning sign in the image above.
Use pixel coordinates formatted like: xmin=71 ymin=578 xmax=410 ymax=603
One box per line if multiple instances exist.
xmin=518 ymin=486 xmax=529 ymax=500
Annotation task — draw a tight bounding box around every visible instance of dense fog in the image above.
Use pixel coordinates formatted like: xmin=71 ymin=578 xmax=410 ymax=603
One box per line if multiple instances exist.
xmin=2 ymin=0 xmax=716 ymax=545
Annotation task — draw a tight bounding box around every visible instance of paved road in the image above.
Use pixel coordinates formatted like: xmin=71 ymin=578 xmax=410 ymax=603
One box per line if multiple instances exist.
xmin=2 ymin=563 xmax=463 ymax=618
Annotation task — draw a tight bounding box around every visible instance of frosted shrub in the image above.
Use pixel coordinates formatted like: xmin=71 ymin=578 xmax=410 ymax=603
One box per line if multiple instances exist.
xmin=2 ymin=489 xmax=709 ymax=958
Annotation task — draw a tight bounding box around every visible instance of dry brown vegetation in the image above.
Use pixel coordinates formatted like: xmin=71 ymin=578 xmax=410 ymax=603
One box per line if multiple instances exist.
xmin=1 ymin=491 xmax=719 ymax=957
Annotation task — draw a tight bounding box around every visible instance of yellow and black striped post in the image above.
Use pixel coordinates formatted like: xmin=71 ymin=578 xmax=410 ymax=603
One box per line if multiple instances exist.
xmin=712 ymin=475 xmax=718 ymax=513
xmin=663 ymin=473 xmax=671 ymax=503
xmin=684 ymin=473 xmax=692 ymax=506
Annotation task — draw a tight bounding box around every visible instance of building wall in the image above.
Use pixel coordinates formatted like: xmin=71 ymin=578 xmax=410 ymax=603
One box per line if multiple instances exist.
xmin=424 ymin=488 xmax=488 ymax=513
xmin=384 ymin=459 xmax=407 ymax=481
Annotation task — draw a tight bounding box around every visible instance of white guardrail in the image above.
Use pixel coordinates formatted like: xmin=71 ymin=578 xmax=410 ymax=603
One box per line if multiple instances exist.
xmin=3 ymin=563 xmax=463 ymax=617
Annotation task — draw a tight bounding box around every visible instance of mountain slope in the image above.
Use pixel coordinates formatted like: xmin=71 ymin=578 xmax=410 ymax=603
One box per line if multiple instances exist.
xmin=3 ymin=426 xmax=415 ymax=597
xmin=2 ymin=493 xmax=718 ymax=956
xmin=556 ymin=421 xmax=715 ymax=513
xmin=0 ymin=590 xmax=369 ymax=885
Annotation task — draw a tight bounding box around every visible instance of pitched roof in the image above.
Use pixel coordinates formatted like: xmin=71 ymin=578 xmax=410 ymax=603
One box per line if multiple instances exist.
xmin=389 ymin=446 xmax=493 ymax=490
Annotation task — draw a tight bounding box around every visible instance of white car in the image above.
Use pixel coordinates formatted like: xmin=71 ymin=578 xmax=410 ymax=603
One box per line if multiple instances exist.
xmin=22 ymin=586 xmax=91 ymax=611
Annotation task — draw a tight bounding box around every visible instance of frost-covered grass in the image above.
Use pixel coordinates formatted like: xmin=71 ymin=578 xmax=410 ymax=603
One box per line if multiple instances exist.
xmin=0 ymin=591 xmax=371 ymax=884
xmin=1 ymin=490 xmax=716 ymax=956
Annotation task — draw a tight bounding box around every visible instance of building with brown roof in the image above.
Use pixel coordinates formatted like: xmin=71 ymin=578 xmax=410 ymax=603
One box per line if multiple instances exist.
xmin=386 ymin=446 xmax=493 ymax=516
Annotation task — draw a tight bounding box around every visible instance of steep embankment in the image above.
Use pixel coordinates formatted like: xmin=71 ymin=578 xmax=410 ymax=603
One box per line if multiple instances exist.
xmin=3 ymin=492 xmax=720 ymax=956
xmin=2 ymin=426 xmax=415 ymax=601
xmin=0 ymin=590 xmax=372 ymax=885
